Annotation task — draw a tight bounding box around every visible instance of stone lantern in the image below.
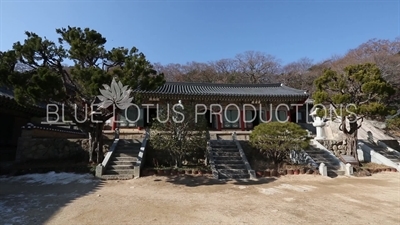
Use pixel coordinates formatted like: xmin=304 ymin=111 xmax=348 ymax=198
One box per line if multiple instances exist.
xmin=309 ymin=108 xmax=326 ymax=140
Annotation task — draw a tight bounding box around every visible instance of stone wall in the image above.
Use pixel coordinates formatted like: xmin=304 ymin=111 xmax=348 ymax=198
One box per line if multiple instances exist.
xmin=16 ymin=129 xmax=112 ymax=162
xmin=16 ymin=138 xmax=112 ymax=162
xmin=318 ymin=139 xmax=348 ymax=157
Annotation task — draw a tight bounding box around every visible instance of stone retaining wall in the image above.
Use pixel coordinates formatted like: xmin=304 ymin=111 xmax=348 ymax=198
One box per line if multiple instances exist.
xmin=16 ymin=133 xmax=112 ymax=162
xmin=318 ymin=139 xmax=348 ymax=157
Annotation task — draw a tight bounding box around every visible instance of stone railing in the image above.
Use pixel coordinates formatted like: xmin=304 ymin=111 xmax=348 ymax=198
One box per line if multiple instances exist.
xmin=96 ymin=130 xmax=120 ymax=177
xmin=312 ymin=139 xmax=346 ymax=172
xmin=289 ymin=149 xmax=319 ymax=169
xmin=377 ymin=140 xmax=400 ymax=153
xmin=134 ymin=128 xmax=150 ymax=178
xmin=358 ymin=141 xmax=400 ymax=171
xmin=206 ymin=139 xmax=219 ymax=179
xmin=232 ymin=132 xmax=256 ymax=179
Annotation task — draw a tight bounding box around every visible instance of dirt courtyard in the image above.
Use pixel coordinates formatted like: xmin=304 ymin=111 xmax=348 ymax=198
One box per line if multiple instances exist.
xmin=1 ymin=172 xmax=399 ymax=225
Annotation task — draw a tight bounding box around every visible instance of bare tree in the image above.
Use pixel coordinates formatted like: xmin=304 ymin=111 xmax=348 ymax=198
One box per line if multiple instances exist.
xmin=235 ymin=51 xmax=282 ymax=84
xmin=153 ymin=63 xmax=184 ymax=82
xmin=209 ymin=58 xmax=240 ymax=83
xmin=278 ymin=57 xmax=314 ymax=90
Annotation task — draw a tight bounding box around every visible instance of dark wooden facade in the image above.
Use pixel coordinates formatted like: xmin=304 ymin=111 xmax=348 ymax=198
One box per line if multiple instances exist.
xmin=0 ymin=87 xmax=45 ymax=161
xmin=109 ymin=82 xmax=310 ymax=131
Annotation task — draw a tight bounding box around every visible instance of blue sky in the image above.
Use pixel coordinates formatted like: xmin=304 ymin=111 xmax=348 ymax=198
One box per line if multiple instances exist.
xmin=0 ymin=0 xmax=399 ymax=65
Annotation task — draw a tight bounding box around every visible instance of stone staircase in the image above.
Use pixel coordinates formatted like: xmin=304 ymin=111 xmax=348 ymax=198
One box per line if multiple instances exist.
xmin=209 ymin=139 xmax=251 ymax=180
xmin=304 ymin=143 xmax=345 ymax=177
xmin=101 ymin=139 xmax=142 ymax=180
xmin=362 ymin=141 xmax=400 ymax=165
xmin=379 ymin=140 xmax=400 ymax=152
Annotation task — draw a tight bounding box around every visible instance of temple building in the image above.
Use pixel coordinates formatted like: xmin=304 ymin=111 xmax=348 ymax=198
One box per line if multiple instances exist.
xmin=107 ymin=82 xmax=310 ymax=131
xmin=0 ymin=87 xmax=46 ymax=161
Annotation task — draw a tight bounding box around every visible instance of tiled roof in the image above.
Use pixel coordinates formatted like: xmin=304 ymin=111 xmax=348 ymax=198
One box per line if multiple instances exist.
xmin=136 ymin=82 xmax=309 ymax=101
xmin=0 ymin=86 xmax=47 ymax=116
xmin=0 ymin=86 xmax=15 ymax=100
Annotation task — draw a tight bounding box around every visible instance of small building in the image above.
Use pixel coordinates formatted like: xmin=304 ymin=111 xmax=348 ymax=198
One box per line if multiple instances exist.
xmin=107 ymin=82 xmax=310 ymax=132
xmin=0 ymin=87 xmax=46 ymax=161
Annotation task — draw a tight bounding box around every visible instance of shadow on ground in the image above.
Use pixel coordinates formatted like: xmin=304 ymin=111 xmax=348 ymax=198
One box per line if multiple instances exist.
xmin=163 ymin=175 xmax=277 ymax=187
xmin=0 ymin=172 xmax=104 ymax=224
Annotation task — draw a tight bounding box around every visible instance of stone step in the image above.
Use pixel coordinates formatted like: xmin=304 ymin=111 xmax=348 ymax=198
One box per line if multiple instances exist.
xmin=108 ymin=165 xmax=135 ymax=170
xmin=118 ymin=146 xmax=141 ymax=151
xmin=326 ymin=167 xmax=340 ymax=171
xmin=215 ymin=164 xmax=247 ymax=169
xmin=327 ymin=170 xmax=345 ymax=176
xmin=324 ymin=163 xmax=341 ymax=167
xmin=211 ymin=145 xmax=237 ymax=148
xmin=305 ymin=151 xmax=332 ymax=155
xmin=119 ymin=139 xmax=142 ymax=143
xmin=113 ymin=157 xmax=138 ymax=162
xmin=213 ymin=156 xmax=242 ymax=161
xmin=312 ymin=157 xmax=340 ymax=162
xmin=212 ymin=152 xmax=241 ymax=157
xmin=119 ymin=140 xmax=142 ymax=143
xmin=310 ymin=157 xmax=339 ymax=162
xmin=336 ymin=170 xmax=345 ymax=175
xmin=101 ymin=174 xmax=134 ymax=180
xmin=210 ymin=140 xmax=235 ymax=143
xmin=210 ymin=142 xmax=236 ymax=146
xmin=315 ymin=162 xmax=341 ymax=168
xmin=214 ymin=160 xmax=244 ymax=164
xmin=104 ymin=169 xmax=135 ymax=175
xmin=211 ymin=148 xmax=238 ymax=152
xmin=306 ymin=154 xmax=333 ymax=159
xmin=384 ymin=155 xmax=400 ymax=159
xmin=384 ymin=152 xmax=400 ymax=156
xmin=218 ymin=169 xmax=248 ymax=174
xmin=113 ymin=152 xmax=138 ymax=157
xmin=108 ymin=160 xmax=137 ymax=165
xmin=118 ymin=143 xmax=141 ymax=147
xmin=117 ymin=149 xmax=140 ymax=154
xmin=219 ymin=173 xmax=250 ymax=179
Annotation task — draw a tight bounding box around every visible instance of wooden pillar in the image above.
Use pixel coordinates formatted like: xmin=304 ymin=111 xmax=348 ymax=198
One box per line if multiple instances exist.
xmin=111 ymin=114 xmax=117 ymax=130
xmin=217 ymin=113 xmax=222 ymax=131
xmin=266 ymin=110 xmax=270 ymax=122
xmin=287 ymin=109 xmax=291 ymax=122
xmin=240 ymin=109 xmax=245 ymax=131
xmin=137 ymin=108 xmax=142 ymax=130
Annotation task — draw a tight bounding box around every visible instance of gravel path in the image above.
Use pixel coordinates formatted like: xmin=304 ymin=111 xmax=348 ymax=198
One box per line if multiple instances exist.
xmin=1 ymin=172 xmax=399 ymax=224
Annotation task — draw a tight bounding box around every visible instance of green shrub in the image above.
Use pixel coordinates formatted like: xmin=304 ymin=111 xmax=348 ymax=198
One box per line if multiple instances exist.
xmin=249 ymin=122 xmax=310 ymax=164
xmin=387 ymin=117 xmax=400 ymax=130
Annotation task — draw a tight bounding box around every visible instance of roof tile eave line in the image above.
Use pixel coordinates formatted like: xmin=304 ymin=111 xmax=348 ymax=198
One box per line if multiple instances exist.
xmin=164 ymin=81 xmax=285 ymax=88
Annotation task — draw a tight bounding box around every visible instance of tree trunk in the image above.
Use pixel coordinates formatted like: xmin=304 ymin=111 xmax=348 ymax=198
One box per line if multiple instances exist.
xmin=88 ymin=131 xmax=97 ymax=163
xmin=87 ymin=123 xmax=105 ymax=164
xmin=172 ymin=152 xmax=184 ymax=168
xmin=88 ymin=132 xmax=92 ymax=162
xmin=175 ymin=157 xmax=183 ymax=168
xmin=342 ymin=116 xmax=361 ymax=166
xmin=348 ymin=120 xmax=360 ymax=165
xmin=345 ymin=132 xmax=358 ymax=159
xmin=95 ymin=123 xmax=105 ymax=163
